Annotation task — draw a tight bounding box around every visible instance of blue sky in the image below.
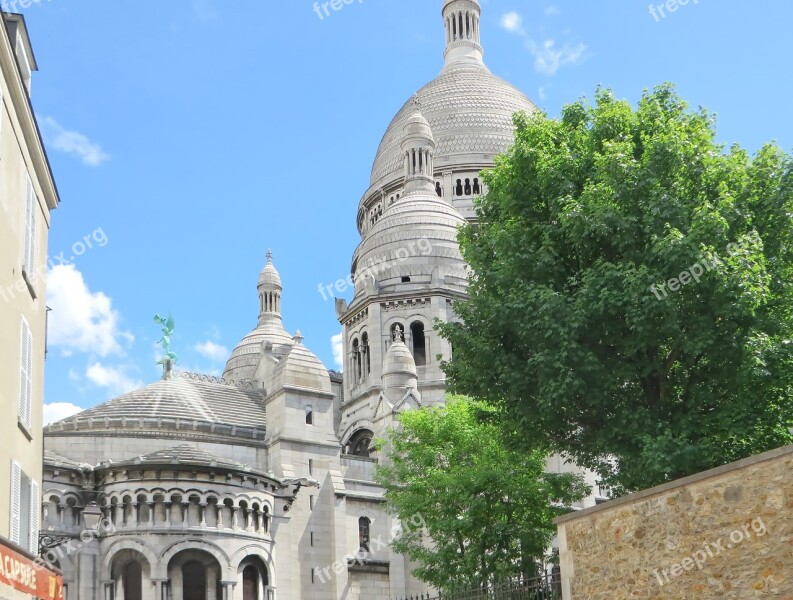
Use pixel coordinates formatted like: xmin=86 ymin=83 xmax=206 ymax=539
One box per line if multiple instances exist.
xmin=29 ymin=0 xmax=793 ymax=422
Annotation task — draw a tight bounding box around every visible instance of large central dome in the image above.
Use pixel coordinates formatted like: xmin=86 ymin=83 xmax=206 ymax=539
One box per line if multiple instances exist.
xmin=369 ymin=63 xmax=537 ymax=187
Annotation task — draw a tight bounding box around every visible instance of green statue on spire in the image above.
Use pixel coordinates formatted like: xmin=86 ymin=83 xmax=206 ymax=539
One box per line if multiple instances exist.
xmin=154 ymin=313 xmax=177 ymax=379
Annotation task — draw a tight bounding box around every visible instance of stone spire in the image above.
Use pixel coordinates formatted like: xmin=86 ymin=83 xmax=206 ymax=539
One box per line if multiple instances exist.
xmin=257 ymin=250 xmax=283 ymax=326
xmin=400 ymin=97 xmax=436 ymax=196
xmin=442 ymin=0 xmax=484 ymax=69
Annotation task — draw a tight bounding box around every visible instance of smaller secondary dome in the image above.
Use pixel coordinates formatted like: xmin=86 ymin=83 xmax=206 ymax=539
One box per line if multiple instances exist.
xmin=402 ymin=108 xmax=434 ymax=145
xmin=271 ymin=333 xmax=332 ymax=394
xmin=259 ymin=250 xmax=282 ymax=288
xmin=383 ymin=326 xmax=418 ymax=391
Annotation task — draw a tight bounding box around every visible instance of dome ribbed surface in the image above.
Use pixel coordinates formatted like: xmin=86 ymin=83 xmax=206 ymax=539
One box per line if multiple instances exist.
xmin=118 ymin=444 xmax=250 ymax=470
xmin=223 ymin=326 xmax=294 ymax=381
xmin=351 ymin=191 xmax=468 ymax=300
xmin=45 ymin=377 xmax=266 ymax=432
xmin=369 ymin=65 xmax=536 ymax=186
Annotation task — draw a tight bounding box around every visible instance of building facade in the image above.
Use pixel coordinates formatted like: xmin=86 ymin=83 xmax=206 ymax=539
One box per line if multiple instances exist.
xmin=0 ymin=10 xmax=63 ymax=600
xmin=42 ymin=2 xmax=598 ymax=598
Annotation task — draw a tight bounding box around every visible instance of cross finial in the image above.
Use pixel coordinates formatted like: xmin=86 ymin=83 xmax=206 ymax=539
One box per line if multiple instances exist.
xmin=412 ymin=94 xmax=422 ymax=111
xmin=266 ymin=249 xmax=273 ymax=264
xmin=393 ymin=325 xmax=404 ymax=342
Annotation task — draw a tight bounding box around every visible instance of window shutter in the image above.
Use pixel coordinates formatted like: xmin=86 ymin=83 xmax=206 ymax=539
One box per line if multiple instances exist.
xmin=19 ymin=317 xmax=32 ymax=427
xmin=23 ymin=176 xmax=35 ymax=274
xmin=28 ymin=479 xmax=39 ymax=555
xmin=29 ymin=180 xmax=37 ymax=274
xmin=10 ymin=461 xmax=21 ymax=544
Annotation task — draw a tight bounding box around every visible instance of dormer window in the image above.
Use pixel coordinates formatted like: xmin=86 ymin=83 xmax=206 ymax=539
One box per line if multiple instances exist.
xmin=16 ymin=39 xmax=31 ymax=94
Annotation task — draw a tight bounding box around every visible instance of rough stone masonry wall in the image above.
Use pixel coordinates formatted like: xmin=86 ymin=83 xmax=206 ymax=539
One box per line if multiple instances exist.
xmin=555 ymin=445 xmax=793 ymax=599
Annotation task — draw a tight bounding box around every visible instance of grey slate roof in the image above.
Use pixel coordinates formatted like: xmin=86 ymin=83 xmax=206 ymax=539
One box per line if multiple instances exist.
xmin=43 ymin=449 xmax=86 ymax=470
xmin=115 ymin=444 xmax=250 ymax=471
xmin=44 ymin=375 xmax=266 ymax=439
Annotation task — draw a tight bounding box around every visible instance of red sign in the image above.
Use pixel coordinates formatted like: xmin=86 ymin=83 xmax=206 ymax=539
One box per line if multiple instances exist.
xmin=0 ymin=540 xmax=64 ymax=600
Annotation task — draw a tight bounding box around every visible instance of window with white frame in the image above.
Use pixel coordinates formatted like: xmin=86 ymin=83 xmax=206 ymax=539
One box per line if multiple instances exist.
xmin=10 ymin=460 xmax=39 ymax=554
xmin=19 ymin=316 xmax=32 ymax=428
xmin=23 ymin=175 xmax=36 ymax=278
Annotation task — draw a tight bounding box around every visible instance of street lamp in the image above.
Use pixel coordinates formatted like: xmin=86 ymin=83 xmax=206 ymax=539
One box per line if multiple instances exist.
xmin=39 ymin=501 xmax=104 ymax=556
xmin=82 ymin=502 xmax=103 ymax=530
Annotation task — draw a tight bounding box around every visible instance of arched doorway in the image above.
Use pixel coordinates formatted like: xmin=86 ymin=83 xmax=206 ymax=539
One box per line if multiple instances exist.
xmin=238 ymin=557 xmax=269 ymax=600
xmin=183 ymin=561 xmax=206 ymax=600
xmin=109 ymin=549 xmax=151 ymax=600
xmin=243 ymin=565 xmax=259 ymax=600
xmin=167 ymin=549 xmax=224 ymax=600
xmin=123 ymin=562 xmax=142 ymax=600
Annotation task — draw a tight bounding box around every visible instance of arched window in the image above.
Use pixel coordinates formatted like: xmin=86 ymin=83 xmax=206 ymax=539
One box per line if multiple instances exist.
xmin=455 ymin=179 xmax=463 ymax=196
xmin=352 ymin=338 xmax=360 ymax=382
xmin=305 ymin=405 xmax=313 ymax=425
xmin=410 ymin=321 xmax=427 ymax=366
xmin=359 ymin=517 xmax=371 ymax=551
xmin=435 ymin=181 xmax=443 ymax=197
xmin=182 ymin=562 xmax=207 ymax=600
xmin=243 ymin=565 xmax=259 ymax=600
xmin=348 ymin=429 xmax=374 ymax=458
xmin=473 ymin=177 xmax=481 ymax=195
xmin=464 ymin=178 xmax=472 ymax=195
xmin=123 ymin=562 xmax=142 ymax=600
xmin=362 ymin=332 xmax=371 ymax=377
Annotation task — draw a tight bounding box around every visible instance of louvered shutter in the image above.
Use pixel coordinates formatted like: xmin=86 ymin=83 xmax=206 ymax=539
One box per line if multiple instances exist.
xmin=10 ymin=460 xmax=21 ymax=544
xmin=28 ymin=479 xmax=39 ymax=554
xmin=19 ymin=317 xmax=32 ymax=427
xmin=23 ymin=176 xmax=36 ymax=275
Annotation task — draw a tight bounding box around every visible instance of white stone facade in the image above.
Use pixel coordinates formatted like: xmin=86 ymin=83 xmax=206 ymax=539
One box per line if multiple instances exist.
xmin=42 ymin=2 xmax=597 ymax=598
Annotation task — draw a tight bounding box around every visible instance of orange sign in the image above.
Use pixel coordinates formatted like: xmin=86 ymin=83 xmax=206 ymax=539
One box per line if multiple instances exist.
xmin=0 ymin=540 xmax=64 ymax=600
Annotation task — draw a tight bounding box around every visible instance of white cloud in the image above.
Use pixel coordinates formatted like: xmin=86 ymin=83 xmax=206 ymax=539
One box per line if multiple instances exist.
xmin=500 ymin=11 xmax=524 ymax=34
xmin=40 ymin=116 xmax=110 ymax=167
xmin=193 ymin=0 xmax=219 ymax=23
xmin=331 ymin=333 xmax=344 ymax=371
xmin=86 ymin=362 xmax=144 ymax=396
xmin=47 ymin=265 xmax=133 ymax=357
xmin=538 ymin=86 xmax=548 ymax=101
xmin=526 ymin=39 xmax=586 ymax=75
xmin=194 ymin=340 xmax=229 ymax=362
xmin=43 ymin=402 xmax=83 ymax=425
xmin=545 ymin=6 xmax=560 ymax=16
xmin=499 ymin=11 xmax=585 ymax=76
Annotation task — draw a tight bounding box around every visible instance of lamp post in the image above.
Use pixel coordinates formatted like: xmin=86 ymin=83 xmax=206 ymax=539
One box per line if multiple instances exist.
xmin=39 ymin=501 xmax=104 ymax=556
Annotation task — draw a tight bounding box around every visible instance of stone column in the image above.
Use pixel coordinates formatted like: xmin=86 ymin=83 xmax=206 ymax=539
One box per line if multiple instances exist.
xmin=182 ymin=502 xmax=190 ymax=528
xmin=231 ymin=507 xmax=239 ymax=530
xmin=148 ymin=502 xmax=156 ymax=527
xmin=216 ymin=504 xmax=224 ymax=529
xmin=200 ymin=503 xmax=207 ymax=528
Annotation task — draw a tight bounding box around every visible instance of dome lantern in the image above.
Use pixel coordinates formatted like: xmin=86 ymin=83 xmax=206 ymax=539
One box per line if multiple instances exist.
xmin=400 ymin=97 xmax=436 ymax=196
xmin=442 ymin=0 xmax=483 ymax=69
xmin=258 ymin=250 xmax=283 ymax=325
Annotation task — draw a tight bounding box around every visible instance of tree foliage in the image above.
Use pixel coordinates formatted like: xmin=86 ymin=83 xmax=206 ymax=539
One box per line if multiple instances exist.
xmin=439 ymin=84 xmax=793 ymax=494
xmin=375 ymin=396 xmax=587 ymax=591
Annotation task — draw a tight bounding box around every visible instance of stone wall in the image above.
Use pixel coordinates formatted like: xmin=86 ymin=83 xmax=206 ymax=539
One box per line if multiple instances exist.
xmin=555 ymin=445 xmax=793 ymax=599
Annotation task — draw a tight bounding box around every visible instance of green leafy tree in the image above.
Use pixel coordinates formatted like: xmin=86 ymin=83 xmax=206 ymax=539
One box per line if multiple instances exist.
xmin=439 ymin=85 xmax=793 ymax=495
xmin=375 ymin=396 xmax=587 ymax=591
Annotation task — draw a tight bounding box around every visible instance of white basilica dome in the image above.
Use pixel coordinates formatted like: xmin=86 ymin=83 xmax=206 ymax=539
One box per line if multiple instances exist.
xmin=369 ymin=65 xmax=537 ymax=189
